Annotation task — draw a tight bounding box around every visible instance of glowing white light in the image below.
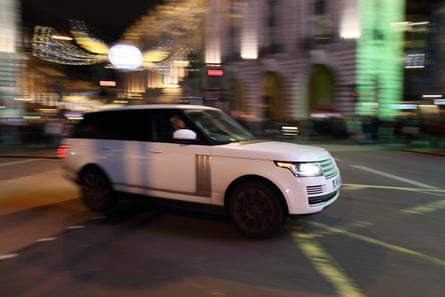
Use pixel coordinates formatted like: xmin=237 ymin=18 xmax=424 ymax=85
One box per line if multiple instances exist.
xmin=0 ymin=0 xmax=18 ymax=53
xmin=205 ymin=0 xmax=223 ymax=64
xmin=340 ymin=0 xmax=361 ymax=39
xmin=240 ymin=1 xmax=258 ymax=59
xmin=109 ymin=44 xmax=143 ymax=70
xmin=51 ymin=35 xmax=73 ymax=41
xmin=423 ymin=94 xmax=442 ymax=99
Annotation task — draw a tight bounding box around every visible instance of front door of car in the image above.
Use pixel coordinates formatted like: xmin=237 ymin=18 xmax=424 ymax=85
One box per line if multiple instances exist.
xmin=145 ymin=142 xmax=211 ymax=197
xmin=144 ymin=111 xmax=211 ymax=199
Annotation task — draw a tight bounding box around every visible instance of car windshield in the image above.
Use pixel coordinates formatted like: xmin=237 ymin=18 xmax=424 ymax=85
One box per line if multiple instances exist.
xmin=184 ymin=109 xmax=256 ymax=143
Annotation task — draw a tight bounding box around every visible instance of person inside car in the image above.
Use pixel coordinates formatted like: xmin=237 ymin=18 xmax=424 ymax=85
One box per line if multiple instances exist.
xmin=170 ymin=115 xmax=185 ymax=130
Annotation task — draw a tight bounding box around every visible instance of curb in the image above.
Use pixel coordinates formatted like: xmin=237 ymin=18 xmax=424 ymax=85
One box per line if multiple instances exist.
xmin=397 ymin=148 xmax=445 ymax=157
xmin=0 ymin=148 xmax=58 ymax=159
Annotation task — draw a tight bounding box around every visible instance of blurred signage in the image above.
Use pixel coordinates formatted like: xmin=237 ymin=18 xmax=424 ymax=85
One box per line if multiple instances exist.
xmin=207 ymin=69 xmax=223 ymax=76
xmin=391 ymin=104 xmax=417 ymax=110
xmin=99 ymin=80 xmax=116 ymax=87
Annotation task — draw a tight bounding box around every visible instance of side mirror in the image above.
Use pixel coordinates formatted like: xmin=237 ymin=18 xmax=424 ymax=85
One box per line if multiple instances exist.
xmin=173 ymin=129 xmax=197 ymax=141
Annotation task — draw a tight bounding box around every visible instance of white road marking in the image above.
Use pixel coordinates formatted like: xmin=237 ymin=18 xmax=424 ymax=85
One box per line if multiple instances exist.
xmin=351 ymin=165 xmax=439 ymax=189
xmin=0 ymin=253 xmax=19 ymax=260
xmin=36 ymin=237 xmax=57 ymax=242
xmin=0 ymin=159 xmax=42 ymax=167
xmin=91 ymin=216 xmax=106 ymax=220
xmin=66 ymin=225 xmax=85 ymax=230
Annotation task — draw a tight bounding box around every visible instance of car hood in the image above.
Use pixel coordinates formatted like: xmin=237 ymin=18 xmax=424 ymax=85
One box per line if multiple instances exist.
xmin=211 ymin=140 xmax=333 ymax=162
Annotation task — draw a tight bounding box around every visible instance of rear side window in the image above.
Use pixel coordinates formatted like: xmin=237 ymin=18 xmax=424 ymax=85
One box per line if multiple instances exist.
xmin=71 ymin=110 xmax=151 ymax=141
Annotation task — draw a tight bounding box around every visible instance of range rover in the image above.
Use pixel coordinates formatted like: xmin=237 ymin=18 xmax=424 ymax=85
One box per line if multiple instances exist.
xmin=58 ymin=105 xmax=341 ymax=238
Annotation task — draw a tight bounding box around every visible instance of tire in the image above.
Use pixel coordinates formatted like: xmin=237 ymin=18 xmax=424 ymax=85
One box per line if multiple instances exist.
xmin=228 ymin=180 xmax=285 ymax=239
xmin=79 ymin=166 xmax=116 ymax=213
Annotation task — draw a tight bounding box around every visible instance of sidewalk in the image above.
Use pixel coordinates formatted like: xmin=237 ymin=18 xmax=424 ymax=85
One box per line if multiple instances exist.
xmin=396 ymin=145 xmax=445 ymax=157
xmin=0 ymin=138 xmax=444 ymax=159
xmin=0 ymin=144 xmax=58 ymax=159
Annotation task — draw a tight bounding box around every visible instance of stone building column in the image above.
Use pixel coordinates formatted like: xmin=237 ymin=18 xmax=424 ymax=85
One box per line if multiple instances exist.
xmin=0 ymin=0 xmax=23 ymax=126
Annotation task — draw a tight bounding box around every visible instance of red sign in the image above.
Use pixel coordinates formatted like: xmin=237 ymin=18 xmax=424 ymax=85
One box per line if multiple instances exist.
xmin=207 ymin=69 xmax=223 ymax=77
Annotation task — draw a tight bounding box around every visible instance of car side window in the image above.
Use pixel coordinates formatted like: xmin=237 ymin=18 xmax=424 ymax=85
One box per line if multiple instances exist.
xmin=117 ymin=110 xmax=151 ymax=141
xmin=71 ymin=113 xmax=107 ymax=139
xmin=151 ymin=112 xmax=174 ymax=142
xmin=72 ymin=110 xmax=151 ymax=141
xmin=150 ymin=111 xmax=191 ymax=143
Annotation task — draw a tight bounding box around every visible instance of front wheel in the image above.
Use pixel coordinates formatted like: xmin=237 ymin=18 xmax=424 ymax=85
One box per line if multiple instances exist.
xmin=79 ymin=166 xmax=116 ymax=213
xmin=228 ymin=181 xmax=285 ymax=239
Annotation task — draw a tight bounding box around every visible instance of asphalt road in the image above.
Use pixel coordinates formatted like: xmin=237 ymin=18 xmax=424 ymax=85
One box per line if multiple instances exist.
xmin=0 ymin=144 xmax=444 ymax=297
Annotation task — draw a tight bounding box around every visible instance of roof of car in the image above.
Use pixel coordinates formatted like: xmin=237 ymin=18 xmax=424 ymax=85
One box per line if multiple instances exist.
xmin=87 ymin=104 xmax=219 ymax=114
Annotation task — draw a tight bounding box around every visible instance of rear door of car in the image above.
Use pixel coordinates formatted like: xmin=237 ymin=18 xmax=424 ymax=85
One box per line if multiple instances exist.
xmin=91 ymin=109 xmax=151 ymax=196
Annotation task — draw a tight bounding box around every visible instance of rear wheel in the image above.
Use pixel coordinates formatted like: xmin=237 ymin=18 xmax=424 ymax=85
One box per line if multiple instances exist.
xmin=228 ymin=180 xmax=285 ymax=239
xmin=79 ymin=166 xmax=116 ymax=213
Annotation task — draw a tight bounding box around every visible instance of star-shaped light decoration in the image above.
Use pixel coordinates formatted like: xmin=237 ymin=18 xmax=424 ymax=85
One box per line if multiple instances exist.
xmin=32 ymin=25 xmax=101 ymax=65
xmin=31 ymin=19 xmax=173 ymax=70
xmin=32 ymin=0 xmax=206 ymax=74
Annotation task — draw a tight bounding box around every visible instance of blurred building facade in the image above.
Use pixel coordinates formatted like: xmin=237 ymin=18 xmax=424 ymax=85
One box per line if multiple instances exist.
xmin=7 ymin=0 xmax=445 ymax=123
xmin=403 ymin=0 xmax=444 ymax=112
xmin=124 ymin=0 xmax=440 ymax=121
xmin=205 ymin=0 xmax=406 ymax=121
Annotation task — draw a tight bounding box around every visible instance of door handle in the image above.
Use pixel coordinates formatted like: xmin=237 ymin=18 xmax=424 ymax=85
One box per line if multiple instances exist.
xmin=149 ymin=149 xmax=162 ymax=153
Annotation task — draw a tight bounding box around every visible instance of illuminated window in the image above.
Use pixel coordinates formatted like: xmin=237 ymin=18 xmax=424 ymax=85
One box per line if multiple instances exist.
xmin=312 ymin=0 xmax=332 ymax=42
xmin=264 ymin=0 xmax=281 ymax=53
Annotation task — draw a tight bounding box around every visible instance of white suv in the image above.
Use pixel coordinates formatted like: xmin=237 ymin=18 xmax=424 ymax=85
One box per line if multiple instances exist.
xmin=59 ymin=104 xmax=340 ymax=238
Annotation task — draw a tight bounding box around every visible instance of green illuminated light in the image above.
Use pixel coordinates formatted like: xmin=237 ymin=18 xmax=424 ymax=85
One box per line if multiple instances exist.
xmin=356 ymin=0 xmax=405 ymax=119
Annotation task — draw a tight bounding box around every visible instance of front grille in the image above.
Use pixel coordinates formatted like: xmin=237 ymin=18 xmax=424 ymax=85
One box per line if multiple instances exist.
xmin=308 ymin=190 xmax=338 ymax=205
xmin=305 ymin=158 xmax=339 ymax=205
xmin=319 ymin=158 xmax=338 ymax=179
xmin=306 ymin=185 xmax=324 ymax=195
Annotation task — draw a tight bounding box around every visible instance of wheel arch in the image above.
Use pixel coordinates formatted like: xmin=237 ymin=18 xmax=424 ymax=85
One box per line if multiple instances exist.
xmin=224 ymin=175 xmax=289 ymax=215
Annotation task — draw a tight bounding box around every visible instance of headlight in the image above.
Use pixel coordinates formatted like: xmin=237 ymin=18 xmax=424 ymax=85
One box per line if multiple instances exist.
xmin=275 ymin=161 xmax=322 ymax=177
